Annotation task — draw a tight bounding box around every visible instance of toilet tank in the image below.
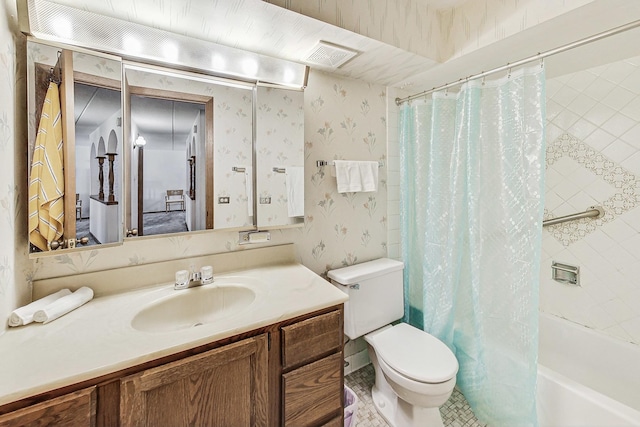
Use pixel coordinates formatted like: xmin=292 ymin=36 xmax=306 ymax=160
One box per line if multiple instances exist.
xmin=327 ymin=258 xmax=404 ymax=340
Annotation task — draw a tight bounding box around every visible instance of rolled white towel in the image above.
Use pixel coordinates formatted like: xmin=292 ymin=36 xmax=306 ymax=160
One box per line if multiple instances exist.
xmin=8 ymin=289 xmax=72 ymax=327
xmin=33 ymin=287 xmax=94 ymax=324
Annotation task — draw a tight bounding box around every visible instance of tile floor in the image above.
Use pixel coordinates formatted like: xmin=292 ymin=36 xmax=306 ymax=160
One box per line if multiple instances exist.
xmin=345 ymin=365 xmax=486 ymax=427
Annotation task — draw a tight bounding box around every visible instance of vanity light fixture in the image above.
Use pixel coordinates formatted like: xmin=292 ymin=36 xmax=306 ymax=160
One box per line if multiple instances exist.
xmin=242 ymin=58 xmax=259 ymax=77
xmin=162 ymin=41 xmax=179 ymax=62
xmin=19 ymin=0 xmax=309 ymax=89
xmin=211 ymin=54 xmax=226 ymax=70
xmin=51 ymin=15 xmax=72 ymax=40
xmin=123 ymin=35 xmax=142 ymax=55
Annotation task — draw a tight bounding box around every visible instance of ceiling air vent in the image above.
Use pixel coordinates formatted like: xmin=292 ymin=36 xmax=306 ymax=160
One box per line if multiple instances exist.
xmin=304 ymin=41 xmax=358 ymax=69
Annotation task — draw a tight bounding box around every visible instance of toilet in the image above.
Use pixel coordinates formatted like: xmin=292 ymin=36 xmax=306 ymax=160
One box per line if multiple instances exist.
xmin=328 ymin=258 xmax=458 ymax=427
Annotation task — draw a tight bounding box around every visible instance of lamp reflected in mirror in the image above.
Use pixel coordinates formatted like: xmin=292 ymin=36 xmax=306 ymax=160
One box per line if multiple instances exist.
xmin=129 ymin=93 xmax=209 ymax=237
xmin=134 ymin=135 xmax=146 ymax=148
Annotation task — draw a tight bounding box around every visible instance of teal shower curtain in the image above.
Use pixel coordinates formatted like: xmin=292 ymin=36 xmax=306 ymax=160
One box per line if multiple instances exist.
xmin=399 ymin=66 xmax=545 ymax=426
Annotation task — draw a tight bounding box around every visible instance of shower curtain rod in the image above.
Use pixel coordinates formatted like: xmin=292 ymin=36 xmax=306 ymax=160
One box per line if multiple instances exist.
xmin=395 ymin=18 xmax=640 ymax=106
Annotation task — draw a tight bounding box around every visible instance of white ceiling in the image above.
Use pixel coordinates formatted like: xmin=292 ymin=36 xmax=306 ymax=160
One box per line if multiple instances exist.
xmin=57 ymin=0 xmax=640 ymax=106
xmin=47 ymin=0 xmax=439 ymax=86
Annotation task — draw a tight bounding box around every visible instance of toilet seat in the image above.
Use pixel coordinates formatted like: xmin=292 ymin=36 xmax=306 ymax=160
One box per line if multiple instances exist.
xmin=367 ymin=323 xmax=458 ymax=384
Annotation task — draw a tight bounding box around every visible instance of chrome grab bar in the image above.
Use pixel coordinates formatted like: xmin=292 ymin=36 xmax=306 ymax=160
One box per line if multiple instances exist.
xmin=542 ymin=206 xmax=603 ymax=227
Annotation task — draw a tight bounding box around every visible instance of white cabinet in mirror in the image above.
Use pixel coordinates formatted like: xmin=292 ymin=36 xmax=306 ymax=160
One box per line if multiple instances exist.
xmin=27 ymin=40 xmax=124 ymax=254
xmin=256 ymin=87 xmax=305 ymax=229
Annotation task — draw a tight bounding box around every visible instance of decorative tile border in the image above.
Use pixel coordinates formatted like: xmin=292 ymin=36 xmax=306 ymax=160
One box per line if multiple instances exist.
xmin=545 ymin=133 xmax=640 ymax=246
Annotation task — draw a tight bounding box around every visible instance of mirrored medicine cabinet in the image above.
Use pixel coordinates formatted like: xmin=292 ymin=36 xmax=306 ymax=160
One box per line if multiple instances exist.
xmin=27 ymin=39 xmax=306 ymax=255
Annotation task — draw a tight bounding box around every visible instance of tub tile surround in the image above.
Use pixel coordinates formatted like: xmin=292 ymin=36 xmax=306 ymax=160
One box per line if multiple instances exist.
xmin=542 ymin=54 xmax=640 ymax=345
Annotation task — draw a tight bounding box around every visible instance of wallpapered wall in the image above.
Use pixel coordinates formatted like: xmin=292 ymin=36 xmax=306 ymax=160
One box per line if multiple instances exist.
xmin=0 ymin=0 xmax=29 ymax=335
xmin=0 ymin=26 xmax=388 ymax=334
xmin=542 ymin=54 xmax=640 ymax=345
xmin=256 ymin=86 xmax=305 ymax=228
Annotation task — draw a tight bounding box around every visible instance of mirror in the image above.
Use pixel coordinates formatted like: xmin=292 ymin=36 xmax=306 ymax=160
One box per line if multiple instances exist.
xmin=256 ymin=86 xmax=305 ymax=229
xmin=27 ymin=41 xmax=123 ymax=253
xmin=124 ymin=64 xmax=255 ymax=238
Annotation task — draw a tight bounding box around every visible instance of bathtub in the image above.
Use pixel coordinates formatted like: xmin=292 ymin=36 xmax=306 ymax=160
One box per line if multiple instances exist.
xmin=537 ymin=313 xmax=640 ymax=426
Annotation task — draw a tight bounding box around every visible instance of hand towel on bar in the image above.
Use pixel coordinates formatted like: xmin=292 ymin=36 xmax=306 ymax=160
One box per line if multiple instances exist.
xmin=285 ymin=166 xmax=304 ymax=217
xmin=359 ymin=161 xmax=379 ymax=192
xmin=334 ymin=160 xmax=379 ymax=193
xmin=244 ymin=167 xmax=253 ymax=217
xmin=33 ymin=287 xmax=94 ymax=324
xmin=28 ymin=81 xmax=65 ymax=252
xmin=8 ymin=289 xmax=72 ymax=327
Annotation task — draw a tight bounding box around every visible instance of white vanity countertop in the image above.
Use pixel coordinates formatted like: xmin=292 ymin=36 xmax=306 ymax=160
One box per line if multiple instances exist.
xmin=0 ymin=262 xmax=347 ymax=407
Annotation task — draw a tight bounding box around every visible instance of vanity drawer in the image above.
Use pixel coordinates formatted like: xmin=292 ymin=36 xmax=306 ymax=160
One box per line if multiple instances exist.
xmin=282 ymin=352 xmax=343 ymax=427
xmin=281 ymin=310 xmax=342 ymax=369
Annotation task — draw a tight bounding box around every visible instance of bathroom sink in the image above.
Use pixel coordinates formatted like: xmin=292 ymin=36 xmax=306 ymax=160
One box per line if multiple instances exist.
xmin=131 ymin=284 xmax=256 ymax=332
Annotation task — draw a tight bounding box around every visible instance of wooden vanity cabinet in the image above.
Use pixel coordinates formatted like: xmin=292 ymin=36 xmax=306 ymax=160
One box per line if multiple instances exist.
xmin=0 ymin=387 xmax=96 ymax=427
xmin=0 ymin=305 xmax=344 ymax=427
xmin=119 ymin=334 xmax=269 ymax=427
xmin=280 ymin=309 xmax=344 ymax=427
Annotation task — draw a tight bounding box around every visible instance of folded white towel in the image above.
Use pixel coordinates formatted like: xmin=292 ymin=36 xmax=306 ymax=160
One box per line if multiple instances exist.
xmin=8 ymin=289 xmax=72 ymax=327
xmin=33 ymin=287 xmax=94 ymax=324
xmin=285 ymin=166 xmax=304 ymax=217
xmin=334 ymin=160 xmax=379 ymax=193
xmin=359 ymin=161 xmax=379 ymax=192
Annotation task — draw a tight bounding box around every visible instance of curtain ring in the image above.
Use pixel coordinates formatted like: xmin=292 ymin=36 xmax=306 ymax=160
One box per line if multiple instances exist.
xmin=444 ymin=88 xmax=449 ymax=97
xmin=540 ymin=58 xmax=544 ymax=69
xmin=507 ymin=67 xmax=512 ymax=79
xmin=481 ymin=75 xmax=486 ymax=86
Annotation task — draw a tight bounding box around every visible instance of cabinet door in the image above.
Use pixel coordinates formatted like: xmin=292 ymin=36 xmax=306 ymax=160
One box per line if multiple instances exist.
xmin=282 ymin=352 xmax=343 ymax=427
xmin=0 ymin=386 xmax=96 ymax=427
xmin=120 ymin=335 xmax=268 ymax=427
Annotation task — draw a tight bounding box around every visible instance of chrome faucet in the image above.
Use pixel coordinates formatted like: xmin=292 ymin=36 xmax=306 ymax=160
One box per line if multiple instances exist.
xmin=174 ymin=268 xmax=202 ymax=290
xmin=174 ymin=265 xmax=213 ymax=290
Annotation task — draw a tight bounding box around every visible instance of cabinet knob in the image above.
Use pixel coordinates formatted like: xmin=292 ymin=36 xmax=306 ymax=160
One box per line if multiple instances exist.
xmin=126 ymin=229 xmax=138 ymax=237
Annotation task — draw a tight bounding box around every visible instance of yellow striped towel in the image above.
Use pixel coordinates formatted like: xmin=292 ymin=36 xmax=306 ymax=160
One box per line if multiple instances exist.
xmin=28 ymin=81 xmax=65 ymax=251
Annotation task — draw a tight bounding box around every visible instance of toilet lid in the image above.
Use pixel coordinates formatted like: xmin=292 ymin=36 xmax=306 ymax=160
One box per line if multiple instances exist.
xmin=372 ymin=323 xmax=459 ymax=383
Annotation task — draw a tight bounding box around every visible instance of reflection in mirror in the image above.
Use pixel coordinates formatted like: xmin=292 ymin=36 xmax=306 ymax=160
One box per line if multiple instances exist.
xmin=75 ymin=82 xmax=121 ymax=246
xmin=130 ymin=95 xmax=206 ymax=236
xmin=256 ymin=86 xmax=305 ymax=229
xmin=124 ymin=64 xmax=255 ymax=238
xmin=27 ymin=41 xmax=123 ymax=253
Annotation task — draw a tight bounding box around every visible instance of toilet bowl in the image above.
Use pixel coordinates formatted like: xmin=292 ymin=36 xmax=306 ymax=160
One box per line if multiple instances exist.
xmin=365 ymin=323 xmax=458 ymax=427
xmin=327 ymin=258 xmax=459 ymax=427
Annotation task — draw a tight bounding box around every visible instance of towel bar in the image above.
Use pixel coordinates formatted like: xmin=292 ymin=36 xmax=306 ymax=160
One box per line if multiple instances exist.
xmin=316 ymin=160 xmax=384 ymax=168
